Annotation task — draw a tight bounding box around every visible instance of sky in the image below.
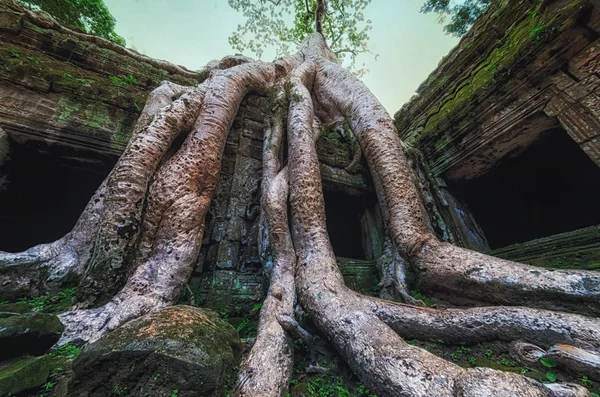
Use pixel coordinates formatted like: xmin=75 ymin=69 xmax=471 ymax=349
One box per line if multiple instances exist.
xmin=103 ymin=0 xmax=459 ymax=115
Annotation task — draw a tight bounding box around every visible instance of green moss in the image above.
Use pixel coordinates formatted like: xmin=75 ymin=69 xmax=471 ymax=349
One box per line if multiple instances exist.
xmin=57 ymin=97 xmax=82 ymax=124
xmin=0 ymin=355 xmax=54 ymax=396
xmin=411 ymin=0 xmax=586 ymax=147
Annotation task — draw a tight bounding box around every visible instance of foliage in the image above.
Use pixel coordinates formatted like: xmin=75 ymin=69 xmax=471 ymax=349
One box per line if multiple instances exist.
xmin=545 ymin=370 xmax=557 ymax=382
xmin=38 ymin=367 xmax=63 ymax=397
xmin=421 ymin=0 xmax=492 ymax=37
xmin=228 ymin=0 xmax=375 ymax=75
xmin=18 ymin=0 xmax=125 ymax=45
xmin=409 ymin=290 xmax=432 ymax=306
xmin=50 ymin=342 xmax=82 ymax=358
xmin=540 ymin=357 xmax=557 ymax=368
xmin=110 ymin=74 xmax=139 ymax=87
xmin=18 ymin=287 xmax=76 ymax=313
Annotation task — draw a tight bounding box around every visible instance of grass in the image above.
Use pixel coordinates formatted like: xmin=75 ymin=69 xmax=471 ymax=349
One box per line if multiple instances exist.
xmin=17 ymin=287 xmax=76 ymax=313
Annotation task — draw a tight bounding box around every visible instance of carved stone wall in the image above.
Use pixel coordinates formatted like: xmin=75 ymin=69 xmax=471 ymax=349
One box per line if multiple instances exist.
xmin=395 ymin=0 xmax=600 ymax=270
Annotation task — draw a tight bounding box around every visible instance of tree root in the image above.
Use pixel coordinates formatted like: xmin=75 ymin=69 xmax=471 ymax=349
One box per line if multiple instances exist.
xmin=2 ymin=30 xmax=599 ymax=396
xmin=512 ymin=342 xmax=600 ymax=381
xmin=287 ymin=47 xmax=595 ymax=396
xmin=365 ymin=297 xmax=600 ymax=352
xmin=313 ymin=54 xmax=600 ymax=317
xmin=235 ymin=113 xmax=297 ymax=396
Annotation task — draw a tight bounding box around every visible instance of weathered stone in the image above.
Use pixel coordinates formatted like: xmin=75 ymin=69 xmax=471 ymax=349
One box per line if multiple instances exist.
xmin=0 ymin=312 xmax=64 ymax=359
xmin=0 ymin=301 xmax=32 ymax=314
xmin=393 ymin=0 xmax=600 ymax=273
xmin=70 ymin=306 xmax=241 ymax=397
xmin=0 ymin=355 xmax=54 ymax=396
xmin=0 ymin=127 xmax=7 ymax=167
xmin=0 ymin=1 xmax=198 ymax=167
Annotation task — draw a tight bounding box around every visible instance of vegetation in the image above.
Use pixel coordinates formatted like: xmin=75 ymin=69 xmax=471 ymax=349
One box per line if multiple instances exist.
xmin=228 ymin=0 xmax=375 ymax=75
xmin=17 ymin=287 xmax=76 ymax=313
xmin=17 ymin=0 xmax=125 ymax=45
xmin=421 ymin=0 xmax=491 ymax=36
xmin=50 ymin=342 xmax=82 ymax=359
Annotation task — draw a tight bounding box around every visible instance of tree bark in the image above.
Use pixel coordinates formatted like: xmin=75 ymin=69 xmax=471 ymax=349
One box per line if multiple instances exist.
xmin=235 ymin=113 xmax=297 ymax=396
xmin=1 ymin=25 xmax=598 ymax=396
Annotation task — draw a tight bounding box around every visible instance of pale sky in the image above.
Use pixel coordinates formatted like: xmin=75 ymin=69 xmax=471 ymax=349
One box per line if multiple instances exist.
xmin=103 ymin=0 xmax=459 ymax=114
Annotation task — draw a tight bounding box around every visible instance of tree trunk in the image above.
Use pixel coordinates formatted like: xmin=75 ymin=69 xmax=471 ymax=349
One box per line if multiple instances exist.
xmin=1 ymin=20 xmax=598 ymax=395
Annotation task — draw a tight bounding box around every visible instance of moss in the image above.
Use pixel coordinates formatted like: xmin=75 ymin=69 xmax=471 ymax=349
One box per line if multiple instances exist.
xmin=0 ymin=355 xmax=54 ymax=396
xmin=57 ymin=97 xmax=82 ymax=124
xmin=410 ymin=0 xmax=587 ymax=147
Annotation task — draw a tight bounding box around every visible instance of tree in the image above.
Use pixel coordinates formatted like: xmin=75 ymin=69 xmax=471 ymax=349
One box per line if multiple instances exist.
xmin=228 ymin=0 xmax=375 ymax=75
xmin=1 ymin=1 xmax=599 ymax=396
xmin=18 ymin=0 xmax=125 ymax=45
xmin=421 ymin=0 xmax=492 ymax=37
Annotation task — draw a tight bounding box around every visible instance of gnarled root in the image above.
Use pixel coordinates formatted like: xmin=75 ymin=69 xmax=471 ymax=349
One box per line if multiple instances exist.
xmin=512 ymin=342 xmax=600 ymax=381
xmin=314 ymin=52 xmax=600 ymax=317
xmin=58 ymin=60 xmax=287 ymax=343
xmin=287 ymin=43 xmax=594 ymax=396
xmin=0 ymin=81 xmax=190 ymax=301
xmin=415 ymin=240 xmax=600 ymax=316
xmin=235 ymin=113 xmax=297 ymax=396
xmin=366 ymin=297 xmax=600 ymax=352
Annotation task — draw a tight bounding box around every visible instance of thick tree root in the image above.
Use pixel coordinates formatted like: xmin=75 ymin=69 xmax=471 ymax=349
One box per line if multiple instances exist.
xmin=0 ymin=81 xmax=188 ymax=301
xmin=365 ymin=297 xmax=600 ymax=352
xmin=78 ymin=82 xmax=202 ymax=302
xmin=235 ymin=114 xmax=297 ymax=396
xmin=287 ymin=42 xmax=593 ymax=396
xmin=313 ymin=54 xmax=600 ymax=316
xmin=415 ymin=240 xmax=600 ymax=316
xmin=512 ymin=342 xmax=600 ymax=381
xmin=57 ymin=60 xmax=289 ymax=343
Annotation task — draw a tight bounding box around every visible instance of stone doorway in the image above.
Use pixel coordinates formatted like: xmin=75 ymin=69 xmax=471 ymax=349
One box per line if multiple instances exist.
xmin=447 ymin=127 xmax=600 ymax=249
xmin=0 ymin=136 xmax=114 ymax=252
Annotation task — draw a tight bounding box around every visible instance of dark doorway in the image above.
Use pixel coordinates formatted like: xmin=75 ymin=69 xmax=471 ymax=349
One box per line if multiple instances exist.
xmin=0 ymin=139 xmax=113 ymax=252
xmin=448 ymin=128 xmax=600 ymax=249
xmin=323 ymin=190 xmax=367 ymax=259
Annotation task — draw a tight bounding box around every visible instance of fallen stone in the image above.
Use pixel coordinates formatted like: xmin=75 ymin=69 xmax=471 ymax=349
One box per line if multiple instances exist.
xmin=0 ymin=355 xmax=54 ymax=396
xmin=70 ymin=305 xmax=242 ymax=397
xmin=0 ymin=312 xmax=64 ymax=359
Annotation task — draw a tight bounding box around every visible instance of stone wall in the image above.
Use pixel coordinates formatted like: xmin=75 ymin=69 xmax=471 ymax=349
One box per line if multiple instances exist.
xmin=0 ymin=1 xmax=198 ymax=167
xmin=0 ymin=2 xmax=381 ymax=310
xmin=395 ymin=0 xmax=600 ymax=270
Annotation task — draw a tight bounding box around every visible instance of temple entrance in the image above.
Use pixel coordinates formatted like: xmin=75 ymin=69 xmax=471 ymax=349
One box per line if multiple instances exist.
xmin=323 ymin=190 xmax=383 ymax=260
xmin=448 ymin=128 xmax=600 ymax=249
xmin=0 ymin=137 xmax=114 ymax=252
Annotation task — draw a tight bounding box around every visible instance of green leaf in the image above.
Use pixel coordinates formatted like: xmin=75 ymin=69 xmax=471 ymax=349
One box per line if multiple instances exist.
xmin=545 ymin=370 xmax=557 ymax=382
xmin=540 ymin=357 xmax=557 ymax=368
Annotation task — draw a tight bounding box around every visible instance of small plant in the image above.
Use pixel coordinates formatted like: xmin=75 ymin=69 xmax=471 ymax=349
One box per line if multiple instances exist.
xmin=409 ymin=290 xmax=432 ymax=306
xmin=450 ymin=346 xmax=472 ymax=362
xmin=50 ymin=342 xmax=82 ymax=358
xmin=8 ymin=49 xmax=19 ymax=58
xmin=484 ymin=349 xmax=494 ymax=360
xmin=580 ymin=375 xmax=593 ymax=387
xmin=121 ymin=74 xmax=139 ymax=85
xmin=540 ymin=357 xmax=557 ymax=368
xmin=170 ymin=389 xmax=179 ymax=397
xmin=18 ymin=287 xmax=76 ymax=313
xmin=38 ymin=367 xmax=63 ymax=397
xmin=468 ymin=356 xmax=477 ymax=367
xmin=110 ymin=74 xmax=139 ymax=86
xmin=545 ymin=370 xmax=557 ymax=382
xmin=498 ymin=357 xmax=517 ymax=367
xmin=236 ymin=318 xmax=250 ymax=333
